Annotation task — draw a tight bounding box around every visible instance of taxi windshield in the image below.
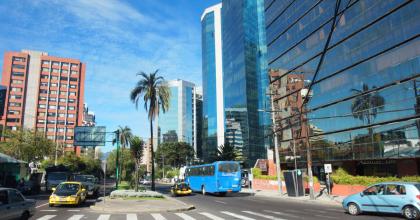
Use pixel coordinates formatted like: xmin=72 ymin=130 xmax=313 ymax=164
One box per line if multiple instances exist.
xmin=56 ymin=183 xmax=80 ymax=194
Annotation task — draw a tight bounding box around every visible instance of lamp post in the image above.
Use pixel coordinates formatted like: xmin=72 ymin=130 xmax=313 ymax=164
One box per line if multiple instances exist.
xmin=114 ymin=130 xmax=120 ymax=189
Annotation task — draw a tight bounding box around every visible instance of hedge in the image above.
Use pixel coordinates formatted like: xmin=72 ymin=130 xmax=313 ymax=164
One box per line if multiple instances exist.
xmin=332 ymin=168 xmax=420 ymax=186
xmin=252 ymin=168 xmax=318 ymax=183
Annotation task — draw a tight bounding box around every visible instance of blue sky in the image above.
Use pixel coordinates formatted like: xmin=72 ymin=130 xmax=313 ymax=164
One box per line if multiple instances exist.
xmin=0 ymin=0 xmax=219 ymax=152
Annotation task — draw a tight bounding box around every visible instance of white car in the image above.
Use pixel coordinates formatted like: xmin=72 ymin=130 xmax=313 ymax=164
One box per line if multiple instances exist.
xmin=0 ymin=188 xmax=35 ymax=220
xmin=140 ymin=179 xmax=151 ymax=185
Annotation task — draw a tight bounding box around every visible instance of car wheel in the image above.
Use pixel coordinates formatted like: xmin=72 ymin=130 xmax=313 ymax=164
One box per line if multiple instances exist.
xmin=49 ymin=203 xmax=53 ymax=207
xmin=202 ymin=186 xmax=206 ymax=195
xmin=348 ymin=203 xmax=360 ymax=216
xmin=20 ymin=211 xmax=30 ymax=220
xmin=403 ymin=206 xmax=420 ymax=220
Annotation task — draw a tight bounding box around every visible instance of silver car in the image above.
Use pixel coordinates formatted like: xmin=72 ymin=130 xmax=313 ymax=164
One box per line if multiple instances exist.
xmin=0 ymin=188 xmax=35 ymax=220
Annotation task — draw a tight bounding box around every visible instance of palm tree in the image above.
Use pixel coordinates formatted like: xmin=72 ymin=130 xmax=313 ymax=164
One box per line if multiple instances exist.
xmin=130 ymin=70 xmax=170 ymax=191
xmin=130 ymin=136 xmax=144 ymax=192
xmin=351 ymin=84 xmax=385 ymax=156
xmin=112 ymin=125 xmax=133 ymax=183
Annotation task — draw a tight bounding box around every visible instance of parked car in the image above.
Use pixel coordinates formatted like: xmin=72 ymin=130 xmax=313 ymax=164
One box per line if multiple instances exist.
xmin=0 ymin=187 xmax=35 ymax=220
xmin=342 ymin=182 xmax=420 ymax=219
xmin=170 ymin=182 xmax=192 ymax=197
xmin=49 ymin=182 xmax=86 ymax=207
xmin=140 ymin=179 xmax=151 ymax=185
xmin=71 ymin=174 xmax=99 ymax=198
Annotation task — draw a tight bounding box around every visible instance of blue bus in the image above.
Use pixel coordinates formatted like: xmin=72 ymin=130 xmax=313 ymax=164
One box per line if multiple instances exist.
xmin=185 ymin=161 xmax=241 ymax=195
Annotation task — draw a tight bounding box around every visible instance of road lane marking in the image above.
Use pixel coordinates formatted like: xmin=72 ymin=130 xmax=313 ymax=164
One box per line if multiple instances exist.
xmin=151 ymin=213 xmax=166 ymax=220
xmin=314 ymin=215 xmax=338 ymax=219
xmin=304 ymin=209 xmax=327 ymax=214
xmin=221 ymin=211 xmax=256 ymax=220
xmin=242 ymin=211 xmax=286 ymax=220
xmin=199 ymin=212 xmax=225 ymax=220
xmin=36 ymin=203 xmax=49 ymax=208
xmin=174 ymin=213 xmax=196 ymax=220
xmin=127 ymin=213 xmax=138 ymax=220
xmin=36 ymin=215 xmax=56 ymax=220
xmin=67 ymin=209 xmax=80 ymax=212
xmin=264 ymin=210 xmax=299 ymax=218
xmin=97 ymin=214 xmax=111 ymax=220
xmin=68 ymin=215 xmax=84 ymax=220
xmin=215 ymin=200 xmax=227 ymax=204
xmin=40 ymin=209 xmax=57 ymax=212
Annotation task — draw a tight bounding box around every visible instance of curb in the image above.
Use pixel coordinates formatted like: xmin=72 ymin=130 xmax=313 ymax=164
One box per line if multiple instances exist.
xmin=251 ymin=192 xmax=343 ymax=207
xmin=90 ymin=204 xmax=195 ymax=213
xmin=89 ymin=196 xmax=195 ymax=213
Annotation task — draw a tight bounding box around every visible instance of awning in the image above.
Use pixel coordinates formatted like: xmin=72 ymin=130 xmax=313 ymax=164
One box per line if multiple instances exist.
xmin=0 ymin=153 xmax=27 ymax=164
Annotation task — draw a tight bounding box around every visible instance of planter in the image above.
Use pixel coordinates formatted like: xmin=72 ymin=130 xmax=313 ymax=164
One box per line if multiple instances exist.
xmin=331 ymin=184 xmax=366 ymax=196
xmin=252 ymin=179 xmax=286 ymax=191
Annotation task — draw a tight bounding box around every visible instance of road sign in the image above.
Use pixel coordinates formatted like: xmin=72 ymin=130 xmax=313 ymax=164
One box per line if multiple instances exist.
xmin=324 ymin=164 xmax=332 ymax=173
xmin=74 ymin=126 xmax=106 ymax=146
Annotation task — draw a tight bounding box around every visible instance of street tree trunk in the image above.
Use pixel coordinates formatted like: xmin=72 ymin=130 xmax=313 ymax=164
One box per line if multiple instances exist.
xmin=150 ymin=119 xmax=155 ymax=191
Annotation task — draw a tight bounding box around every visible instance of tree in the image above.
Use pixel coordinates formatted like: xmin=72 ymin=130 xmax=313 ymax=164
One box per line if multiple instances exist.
xmin=351 ymin=84 xmax=385 ymax=156
xmin=155 ymin=142 xmax=194 ymax=168
xmin=106 ymin=148 xmax=135 ymax=181
xmin=112 ymin=126 xmax=133 ymax=183
xmin=0 ymin=128 xmax=55 ymax=162
xmin=130 ymin=70 xmax=170 ymax=191
xmin=214 ymin=141 xmax=239 ymax=161
xmin=130 ymin=136 xmax=144 ymax=192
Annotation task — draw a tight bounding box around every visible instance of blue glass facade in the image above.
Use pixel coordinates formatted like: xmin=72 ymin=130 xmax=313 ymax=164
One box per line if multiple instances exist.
xmin=222 ymin=0 xmax=269 ymax=167
xmin=157 ymin=80 xmax=197 ymax=149
xmin=266 ymin=0 xmax=420 ymax=176
xmin=202 ymin=11 xmax=218 ymax=162
xmin=158 ymin=87 xmax=179 ymax=143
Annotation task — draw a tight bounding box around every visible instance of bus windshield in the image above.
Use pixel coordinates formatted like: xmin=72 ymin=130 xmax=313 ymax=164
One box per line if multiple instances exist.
xmin=218 ymin=163 xmax=239 ymax=173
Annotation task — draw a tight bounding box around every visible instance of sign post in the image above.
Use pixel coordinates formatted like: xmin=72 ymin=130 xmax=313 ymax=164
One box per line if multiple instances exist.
xmin=101 ymin=160 xmax=106 ymax=203
xmin=324 ymin=164 xmax=332 ymax=196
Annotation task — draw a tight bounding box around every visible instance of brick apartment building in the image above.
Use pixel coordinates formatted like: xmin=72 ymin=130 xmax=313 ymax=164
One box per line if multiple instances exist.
xmin=0 ymin=50 xmax=85 ymax=153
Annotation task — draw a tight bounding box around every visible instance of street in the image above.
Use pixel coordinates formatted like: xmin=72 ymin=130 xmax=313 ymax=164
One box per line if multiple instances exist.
xmin=28 ymin=184 xmax=405 ymax=220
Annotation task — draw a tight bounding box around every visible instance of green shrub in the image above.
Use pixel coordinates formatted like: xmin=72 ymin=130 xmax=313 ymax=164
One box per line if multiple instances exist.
xmin=252 ymin=168 xmax=319 ymax=183
xmin=331 ymin=168 xmax=420 ymax=186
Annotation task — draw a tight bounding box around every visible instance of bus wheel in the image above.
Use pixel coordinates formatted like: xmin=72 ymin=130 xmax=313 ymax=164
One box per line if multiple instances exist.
xmin=218 ymin=192 xmax=226 ymax=197
xmin=201 ymin=186 xmax=206 ymax=195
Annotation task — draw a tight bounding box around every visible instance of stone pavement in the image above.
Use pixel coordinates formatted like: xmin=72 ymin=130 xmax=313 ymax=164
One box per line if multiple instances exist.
xmin=90 ymin=195 xmax=195 ymax=213
xmin=241 ymin=188 xmax=345 ymax=206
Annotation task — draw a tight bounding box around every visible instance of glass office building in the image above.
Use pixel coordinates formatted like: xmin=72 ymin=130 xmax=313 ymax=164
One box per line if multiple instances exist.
xmin=156 ymin=80 xmax=200 ymax=156
xmin=201 ymin=3 xmax=225 ymax=162
xmin=222 ymin=0 xmax=270 ymax=167
xmin=266 ymin=0 xmax=420 ymax=176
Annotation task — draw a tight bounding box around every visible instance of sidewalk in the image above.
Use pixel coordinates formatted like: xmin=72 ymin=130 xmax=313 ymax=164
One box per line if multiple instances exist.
xmin=241 ymin=188 xmax=345 ymax=206
xmin=90 ymin=195 xmax=195 ymax=213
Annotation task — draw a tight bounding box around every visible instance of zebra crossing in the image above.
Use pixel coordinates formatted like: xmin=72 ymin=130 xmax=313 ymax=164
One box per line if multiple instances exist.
xmin=34 ymin=209 xmax=332 ymax=220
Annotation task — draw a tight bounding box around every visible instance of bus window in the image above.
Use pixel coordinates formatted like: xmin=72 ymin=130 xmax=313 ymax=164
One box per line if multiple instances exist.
xmin=218 ymin=163 xmax=239 ymax=173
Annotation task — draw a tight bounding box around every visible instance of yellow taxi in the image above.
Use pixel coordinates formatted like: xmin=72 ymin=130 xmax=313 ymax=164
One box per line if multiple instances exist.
xmin=49 ymin=182 xmax=86 ymax=207
xmin=170 ymin=182 xmax=192 ymax=197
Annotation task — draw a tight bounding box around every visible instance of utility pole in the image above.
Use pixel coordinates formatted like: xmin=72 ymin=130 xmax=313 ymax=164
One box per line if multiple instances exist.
xmin=270 ymin=87 xmax=283 ymax=195
xmin=54 ymin=141 xmax=59 ymax=166
xmin=114 ymin=130 xmax=120 ymax=189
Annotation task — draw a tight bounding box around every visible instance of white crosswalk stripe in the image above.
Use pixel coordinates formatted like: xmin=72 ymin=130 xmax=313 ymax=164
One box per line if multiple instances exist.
xmin=36 ymin=215 xmax=56 ymax=220
xmin=242 ymin=211 xmax=286 ymax=220
xmin=264 ymin=210 xmax=299 ymax=218
xmin=199 ymin=212 xmax=225 ymax=220
xmin=174 ymin=213 xmax=196 ymax=220
xmin=67 ymin=214 xmax=84 ymax=220
xmin=97 ymin=214 xmax=111 ymax=220
xmin=151 ymin=213 xmax=166 ymax=220
xmin=127 ymin=213 xmax=138 ymax=220
xmin=221 ymin=211 xmax=256 ymax=220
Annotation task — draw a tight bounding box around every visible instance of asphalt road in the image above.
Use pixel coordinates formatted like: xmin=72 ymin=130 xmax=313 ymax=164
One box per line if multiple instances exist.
xmin=28 ymin=183 xmax=405 ymax=220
